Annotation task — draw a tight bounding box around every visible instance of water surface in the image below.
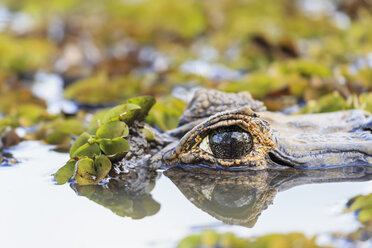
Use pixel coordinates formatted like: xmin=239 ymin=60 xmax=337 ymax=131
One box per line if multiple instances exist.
xmin=1 ymin=141 xmax=371 ymax=248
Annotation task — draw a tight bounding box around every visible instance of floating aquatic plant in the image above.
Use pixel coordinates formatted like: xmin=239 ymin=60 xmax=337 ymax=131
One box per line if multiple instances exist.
xmin=178 ymin=229 xmax=328 ymax=248
xmin=345 ymin=193 xmax=372 ymax=224
xmin=54 ymin=96 xmax=155 ymax=185
xmin=146 ymin=96 xmax=186 ymax=131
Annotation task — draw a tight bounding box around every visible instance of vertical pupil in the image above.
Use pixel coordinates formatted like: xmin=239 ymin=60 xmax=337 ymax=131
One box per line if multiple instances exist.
xmin=209 ymin=126 xmax=253 ymax=159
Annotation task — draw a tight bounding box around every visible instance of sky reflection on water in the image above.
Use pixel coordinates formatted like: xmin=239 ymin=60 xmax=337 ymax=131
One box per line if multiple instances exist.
xmin=0 ymin=141 xmax=371 ymax=248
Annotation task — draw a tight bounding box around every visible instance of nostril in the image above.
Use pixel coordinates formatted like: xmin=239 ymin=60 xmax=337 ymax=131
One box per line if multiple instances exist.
xmin=268 ymin=152 xmax=294 ymax=167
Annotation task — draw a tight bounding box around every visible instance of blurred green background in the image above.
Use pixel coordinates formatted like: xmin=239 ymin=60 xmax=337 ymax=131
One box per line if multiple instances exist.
xmin=1 ymin=0 xmax=372 ymax=138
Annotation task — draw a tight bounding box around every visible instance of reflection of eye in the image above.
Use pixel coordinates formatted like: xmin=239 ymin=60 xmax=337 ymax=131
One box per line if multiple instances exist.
xmin=200 ymin=126 xmax=253 ymax=159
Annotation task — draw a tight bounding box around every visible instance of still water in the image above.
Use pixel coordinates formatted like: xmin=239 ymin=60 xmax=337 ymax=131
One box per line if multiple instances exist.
xmin=1 ymin=141 xmax=371 ymax=248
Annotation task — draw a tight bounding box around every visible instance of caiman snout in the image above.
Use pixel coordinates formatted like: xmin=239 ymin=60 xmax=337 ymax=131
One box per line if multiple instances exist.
xmin=263 ymin=110 xmax=372 ymax=169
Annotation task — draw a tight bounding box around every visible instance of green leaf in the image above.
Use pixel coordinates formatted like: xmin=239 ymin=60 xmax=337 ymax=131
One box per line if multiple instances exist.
xmin=45 ymin=131 xmax=69 ymax=145
xmin=299 ymin=91 xmax=352 ymax=114
xmin=94 ymin=155 xmax=112 ymax=182
xmin=99 ymin=137 xmax=130 ymax=161
xmin=64 ymin=73 xmax=109 ymax=104
xmin=71 ymin=142 xmax=101 ymax=158
xmin=73 ymin=156 xmax=111 ymax=186
xmin=345 ymin=193 xmax=372 ymax=223
xmin=289 ymin=59 xmax=332 ymax=78
xmin=75 ymin=158 xmax=96 ymax=185
xmin=102 ymin=103 xmax=141 ymax=124
xmin=87 ymin=109 xmax=110 ymax=134
xmin=53 ymin=119 xmax=85 ymax=135
xmin=358 ymin=208 xmax=372 ymax=223
xmin=347 ymin=194 xmax=372 ymax=212
xmin=18 ymin=104 xmax=47 ymax=127
xmin=54 ymin=161 xmax=76 ymax=185
xmin=63 ymin=73 xmax=145 ymax=105
xmin=99 ymin=137 xmax=130 ymax=155
xmin=201 ymin=230 xmax=219 ymax=247
xmin=122 ymin=96 xmax=156 ymax=125
xmin=220 ymin=73 xmax=282 ymax=99
xmin=177 ymin=235 xmax=202 ymax=248
xmin=0 ymin=35 xmax=55 ymax=73
xmin=360 ymin=92 xmax=372 ymax=114
xmin=96 ymin=121 xmax=129 ymax=139
xmin=146 ymin=96 xmax=185 ymax=130
xmin=70 ymin=132 xmax=92 ymax=157
xmin=141 ymin=126 xmax=154 ymax=141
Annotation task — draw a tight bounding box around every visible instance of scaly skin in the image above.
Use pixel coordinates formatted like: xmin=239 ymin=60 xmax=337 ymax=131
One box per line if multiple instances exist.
xmin=160 ymin=89 xmax=372 ymax=170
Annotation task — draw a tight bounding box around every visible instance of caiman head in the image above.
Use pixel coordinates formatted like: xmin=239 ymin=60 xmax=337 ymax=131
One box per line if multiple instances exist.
xmin=160 ymin=89 xmax=372 ymax=170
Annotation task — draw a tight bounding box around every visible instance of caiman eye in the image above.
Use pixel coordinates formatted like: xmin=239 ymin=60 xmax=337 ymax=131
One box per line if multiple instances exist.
xmin=165 ymin=108 xmax=276 ymax=169
xmin=200 ymin=126 xmax=253 ymax=159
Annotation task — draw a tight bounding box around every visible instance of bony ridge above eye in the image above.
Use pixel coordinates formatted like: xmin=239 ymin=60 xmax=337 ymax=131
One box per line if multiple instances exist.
xmin=164 ymin=107 xmax=276 ymax=169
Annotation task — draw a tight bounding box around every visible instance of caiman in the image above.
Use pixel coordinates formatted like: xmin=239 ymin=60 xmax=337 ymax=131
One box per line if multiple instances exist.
xmin=145 ymin=88 xmax=372 ymax=171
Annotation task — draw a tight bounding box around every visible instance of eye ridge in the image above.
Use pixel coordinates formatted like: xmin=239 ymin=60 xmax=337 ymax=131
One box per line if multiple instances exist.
xmin=169 ymin=108 xmax=276 ymax=169
xmin=201 ymin=125 xmax=254 ymax=159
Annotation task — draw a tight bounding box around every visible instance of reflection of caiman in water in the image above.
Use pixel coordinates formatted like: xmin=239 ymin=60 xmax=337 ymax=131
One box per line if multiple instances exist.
xmin=74 ymin=89 xmax=372 ymax=222
xmin=73 ymin=163 xmax=372 ymax=226
xmin=165 ymin=166 xmax=372 ymax=227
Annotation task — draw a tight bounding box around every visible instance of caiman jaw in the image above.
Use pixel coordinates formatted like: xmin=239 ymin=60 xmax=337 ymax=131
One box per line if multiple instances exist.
xmin=262 ymin=110 xmax=372 ymax=169
xmin=268 ymin=131 xmax=372 ymax=169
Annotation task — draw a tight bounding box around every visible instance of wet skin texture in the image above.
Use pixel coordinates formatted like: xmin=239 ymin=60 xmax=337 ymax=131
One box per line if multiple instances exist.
xmin=157 ymin=89 xmax=372 ymax=170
